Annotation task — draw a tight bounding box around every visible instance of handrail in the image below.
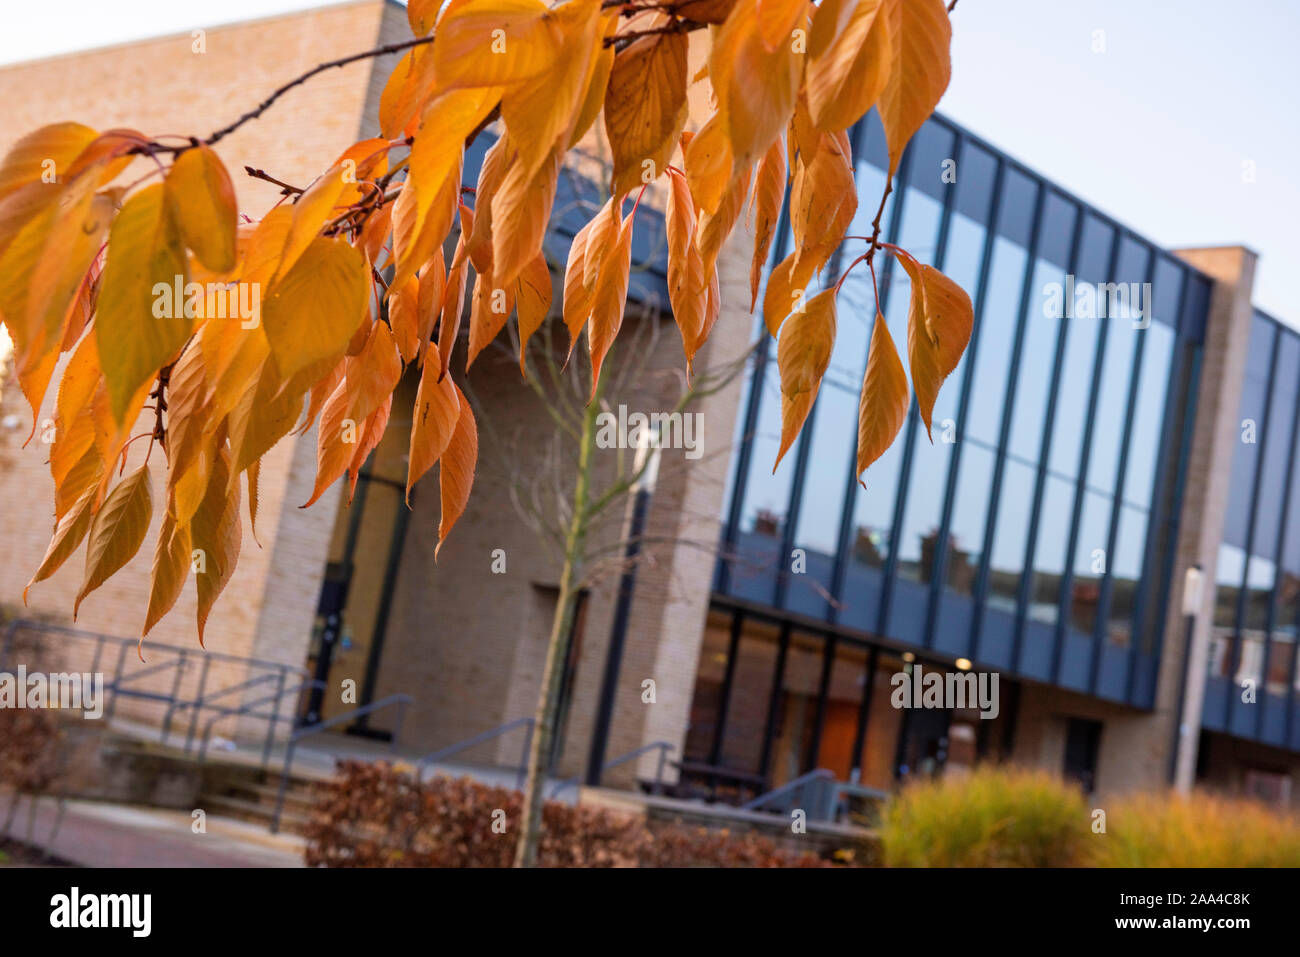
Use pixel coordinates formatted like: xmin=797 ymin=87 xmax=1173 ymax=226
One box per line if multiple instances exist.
xmin=740 ymin=768 xmax=835 ymax=812
xmin=196 ymin=679 xmax=325 ymax=766
xmin=2 ymin=618 xmax=310 ymax=756
xmin=549 ymin=741 xmax=675 ymax=799
xmin=414 ymin=717 xmax=534 ymax=789
xmin=270 ymin=694 xmax=413 ymax=833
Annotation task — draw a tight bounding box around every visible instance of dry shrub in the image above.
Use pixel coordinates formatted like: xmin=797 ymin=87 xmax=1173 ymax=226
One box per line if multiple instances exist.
xmin=1090 ymin=790 xmax=1300 ymax=868
xmin=304 ymin=761 xmax=833 ymax=868
xmin=880 ymin=766 xmax=1088 ymax=867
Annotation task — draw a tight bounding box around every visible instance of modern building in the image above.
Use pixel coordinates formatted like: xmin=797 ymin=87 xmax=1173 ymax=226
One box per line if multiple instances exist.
xmin=2 ymin=0 xmax=1297 ymax=810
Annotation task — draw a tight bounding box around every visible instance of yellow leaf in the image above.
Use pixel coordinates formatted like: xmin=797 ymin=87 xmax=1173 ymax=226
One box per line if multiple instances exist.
xmin=437 ymin=381 xmax=478 ymax=557
xmin=489 ymin=145 xmax=561 ymax=290
xmin=806 ymin=0 xmax=890 ymax=133
xmin=877 ymin=0 xmax=951 ymax=175
xmin=894 ymin=252 xmax=972 ymax=438
xmin=697 ymin=162 xmax=752 ymax=286
xmin=515 ymin=251 xmax=552 ymax=377
xmin=192 ymin=446 xmax=241 ymax=646
xmin=711 ymin=0 xmax=803 ymax=169
xmin=25 ymin=487 xmax=96 ymax=604
xmin=161 ymin=338 xmax=209 ymax=500
xmin=501 ymin=0 xmax=602 ymax=180
xmin=391 ymin=147 xmax=463 ymax=293
xmin=273 ymin=164 xmax=353 ymax=284
xmin=438 ymin=205 xmax=474 ymax=378
xmin=75 ymin=465 xmax=153 ymax=619
xmin=400 ymin=85 xmax=496 ymax=283
xmin=416 ymin=249 xmax=447 ymax=364
xmin=96 ymin=183 xmax=190 ymax=424
xmin=142 ymin=509 xmax=192 ymax=636
xmin=675 ymin=0 xmax=738 ymax=23
xmin=856 ymin=309 xmax=908 ymax=478
xmin=466 ymin=134 xmax=513 ymax=277
xmin=775 ymin=287 xmax=836 ymax=470
xmin=468 ymin=271 xmax=514 ymax=369
xmin=750 ymin=135 xmax=786 ymax=310
xmin=379 ymin=47 xmax=437 ymax=140
xmin=166 ymin=145 xmax=238 ymax=274
xmin=0 ymin=122 xmax=98 ymax=200
xmin=568 ymin=18 xmax=616 ymax=148
xmin=261 ymin=236 xmax=369 ymax=382
xmin=407 ymin=353 xmax=461 ymax=504
xmin=561 ymin=216 xmax=594 ymax=356
xmin=604 ymin=17 xmax=689 ymax=198
xmin=434 ymin=0 xmax=565 ymax=89
xmin=408 ymin=0 xmax=440 ymax=35
xmin=246 ymin=460 xmax=262 ymax=545
xmin=762 ymin=252 xmax=801 ymax=337
xmin=389 ymin=274 xmax=421 ymax=363
xmin=304 ymin=320 xmax=403 ymax=508
xmin=789 ymin=128 xmax=857 ymax=276
xmin=24 ymin=176 xmax=112 ymax=367
xmin=684 ymin=113 xmax=734 ymax=217
xmin=756 ymin=0 xmax=807 ymax=52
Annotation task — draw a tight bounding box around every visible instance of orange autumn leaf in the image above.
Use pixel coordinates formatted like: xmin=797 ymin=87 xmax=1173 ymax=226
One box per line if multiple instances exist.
xmin=191 ymin=446 xmax=241 ymax=646
xmin=877 ymin=0 xmax=952 ymax=175
xmin=407 ymin=352 xmax=461 ymax=505
xmin=604 ymin=14 xmax=689 ymax=198
xmin=750 ymin=134 xmax=787 ymax=311
xmin=665 ymin=169 xmax=708 ymax=367
xmin=437 ymin=381 xmax=479 ymax=557
xmin=856 ymin=310 xmax=909 ymax=479
xmin=774 ymin=286 xmax=836 ymax=471
xmin=893 ymin=248 xmax=973 ymax=438
xmin=514 ymin=250 xmax=552 ymax=377
xmin=75 ymin=465 xmax=154 ymax=619
xmin=806 ymin=0 xmax=891 ymax=134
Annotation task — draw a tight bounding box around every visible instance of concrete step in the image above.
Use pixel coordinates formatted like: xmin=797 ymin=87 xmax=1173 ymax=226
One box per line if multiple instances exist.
xmin=201 ymin=794 xmax=313 ymax=836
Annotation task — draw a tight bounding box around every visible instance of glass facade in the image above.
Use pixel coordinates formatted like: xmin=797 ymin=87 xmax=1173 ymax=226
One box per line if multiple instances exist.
xmin=1203 ymin=311 xmax=1300 ymax=749
xmin=716 ymin=109 xmax=1212 ymax=714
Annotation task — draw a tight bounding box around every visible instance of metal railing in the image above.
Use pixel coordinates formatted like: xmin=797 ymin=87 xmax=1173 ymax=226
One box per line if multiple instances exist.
xmin=741 ymin=769 xmax=889 ymax=824
xmin=414 ymin=717 xmax=534 ymax=788
xmin=1 ymin=620 xmax=311 ymax=760
xmin=549 ymin=741 xmax=675 ymax=799
xmin=270 ymin=693 xmax=413 ymax=833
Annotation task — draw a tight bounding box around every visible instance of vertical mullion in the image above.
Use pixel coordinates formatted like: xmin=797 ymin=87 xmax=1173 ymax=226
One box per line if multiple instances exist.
xmin=707 ymin=611 xmax=744 ymax=769
xmin=1090 ymin=245 xmax=1160 ymax=693
xmin=757 ymin=621 xmax=792 ymax=782
xmin=849 ymin=644 xmax=881 ymax=779
xmin=1009 ymin=199 xmax=1086 ymax=673
xmin=1051 ymin=226 xmax=1122 ymax=685
xmin=969 ymin=182 xmax=1048 ymax=661
xmin=1228 ymin=333 xmax=1281 ymax=713
xmin=805 ymin=636 xmax=837 ymax=772
xmin=924 ymin=158 xmax=1006 ymax=659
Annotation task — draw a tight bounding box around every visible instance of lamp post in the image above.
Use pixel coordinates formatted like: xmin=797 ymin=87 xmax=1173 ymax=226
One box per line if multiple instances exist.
xmin=1170 ymin=563 xmax=1205 ymax=792
xmin=584 ymin=431 xmax=660 ymax=788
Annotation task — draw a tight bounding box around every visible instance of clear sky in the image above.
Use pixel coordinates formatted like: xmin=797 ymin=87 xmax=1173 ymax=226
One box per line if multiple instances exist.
xmin=1 ymin=0 xmax=1296 ymax=323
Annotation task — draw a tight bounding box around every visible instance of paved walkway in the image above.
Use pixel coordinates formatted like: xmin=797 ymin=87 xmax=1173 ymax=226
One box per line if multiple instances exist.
xmin=2 ymin=796 xmax=305 ymax=868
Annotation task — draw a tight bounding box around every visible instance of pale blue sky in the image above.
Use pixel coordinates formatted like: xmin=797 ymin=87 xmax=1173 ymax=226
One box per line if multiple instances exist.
xmin=1 ymin=0 xmax=1295 ymax=323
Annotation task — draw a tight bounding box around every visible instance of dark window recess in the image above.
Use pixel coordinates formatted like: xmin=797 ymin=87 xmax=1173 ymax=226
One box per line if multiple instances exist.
xmin=1063 ymin=717 xmax=1103 ymax=793
xmin=549 ymin=589 xmax=589 ymax=771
